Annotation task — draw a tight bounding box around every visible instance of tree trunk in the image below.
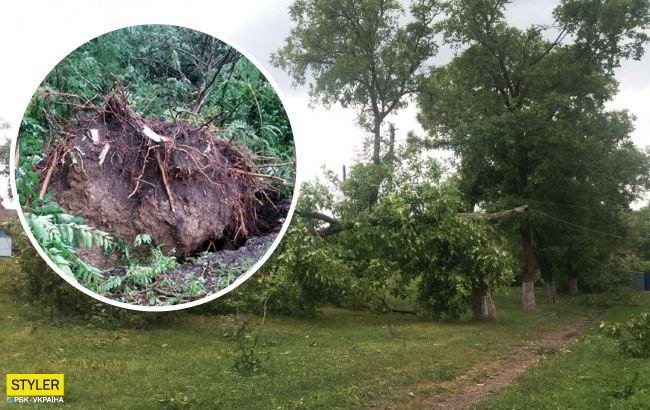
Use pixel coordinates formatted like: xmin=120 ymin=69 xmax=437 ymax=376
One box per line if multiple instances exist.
xmin=544 ymin=280 xmax=558 ymax=305
xmin=533 ymin=231 xmax=556 ymax=305
xmin=372 ymin=118 xmax=381 ymax=166
xmin=520 ymin=224 xmax=538 ymax=310
xmin=385 ymin=123 xmax=396 ymax=192
xmin=471 ymin=288 xmax=497 ymax=320
xmin=568 ymin=277 xmax=579 ymax=296
xmin=368 ymin=118 xmax=382 ymax=206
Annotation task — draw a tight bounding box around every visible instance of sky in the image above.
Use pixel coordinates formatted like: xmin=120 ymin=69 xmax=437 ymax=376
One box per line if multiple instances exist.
xmin=0 ymin=0 xmax=648 ymax=209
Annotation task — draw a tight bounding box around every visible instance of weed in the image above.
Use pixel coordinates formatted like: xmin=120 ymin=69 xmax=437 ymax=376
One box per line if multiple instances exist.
xmin=184 ymin=277 xmax=207 ymax=297
xmin=232 ymin=322 xmax=268 ymax=374
xmin=611 ymin=372 xmax=640 ymax=399
xmin=99 ymin=243 xmax=177 ymax=295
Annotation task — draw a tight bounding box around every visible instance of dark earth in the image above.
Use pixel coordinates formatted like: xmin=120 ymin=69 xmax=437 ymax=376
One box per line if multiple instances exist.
xmin=110 ymin=231 xmax=280 ymax=305
xmin=41 ymin=96 xmax=291 ymax=305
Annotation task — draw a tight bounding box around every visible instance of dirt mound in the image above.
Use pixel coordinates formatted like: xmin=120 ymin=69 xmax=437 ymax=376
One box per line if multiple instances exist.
xmin=46 ymin=95 xmax=288 ymax=257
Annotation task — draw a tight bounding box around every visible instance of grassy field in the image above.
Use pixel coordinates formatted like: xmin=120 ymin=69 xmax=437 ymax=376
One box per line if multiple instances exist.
xmin=475 ymin=295 xmax=650 ymax=410
xmin=1 ymin=267 xmax=647 ymax=409
xmin=0 ymin=293 xmax=600 ymax=407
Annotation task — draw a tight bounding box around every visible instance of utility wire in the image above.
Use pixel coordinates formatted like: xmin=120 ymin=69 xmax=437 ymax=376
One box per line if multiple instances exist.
xmin=529 ymin=209 xmax=650 ymax=241
xmin=457 ymin=191 xmax=650 ymax=240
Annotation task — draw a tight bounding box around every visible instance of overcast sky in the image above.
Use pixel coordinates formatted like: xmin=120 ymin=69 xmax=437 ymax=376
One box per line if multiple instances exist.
xmin=0 ymin=0 xmax=648 ymax=209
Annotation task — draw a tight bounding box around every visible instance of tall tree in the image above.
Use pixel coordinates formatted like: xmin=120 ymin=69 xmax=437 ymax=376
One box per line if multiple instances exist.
xmin=272 ymin=0 xmax=442 ymax=204
xmin=418 ymin=0 xmax=650 ymax=309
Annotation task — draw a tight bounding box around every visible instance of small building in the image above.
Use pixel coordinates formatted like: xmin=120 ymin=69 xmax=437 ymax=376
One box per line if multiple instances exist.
xmin=630 ymin=271 xmax=650 ymax=291
xmin=0 ymin=229 xmax=11 ymax=258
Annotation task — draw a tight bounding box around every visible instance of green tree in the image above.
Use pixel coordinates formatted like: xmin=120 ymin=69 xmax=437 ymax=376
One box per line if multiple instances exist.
xmin=272 ymin=0 xmax=442 ymax=204
xmin=418 ymin=0 xmax=650 ymax=309
xmin=293 ymin=140 xmax=516 ymax=320
xmin=625 ymin=205 xmax=650 ymax=263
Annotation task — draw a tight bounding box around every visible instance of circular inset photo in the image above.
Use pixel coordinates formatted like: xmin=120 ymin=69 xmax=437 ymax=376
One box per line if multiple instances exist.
xmin=13 ymin=25 xmax=296 ymax=310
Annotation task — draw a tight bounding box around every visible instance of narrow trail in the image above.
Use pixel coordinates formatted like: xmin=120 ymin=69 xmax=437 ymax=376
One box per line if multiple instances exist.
xmin=383 ymin=312 xmax=604 ymax=410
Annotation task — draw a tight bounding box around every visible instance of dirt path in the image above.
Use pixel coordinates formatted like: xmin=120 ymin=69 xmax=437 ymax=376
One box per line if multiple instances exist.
xmin=384 ymin=313 xmax=603 ymax=409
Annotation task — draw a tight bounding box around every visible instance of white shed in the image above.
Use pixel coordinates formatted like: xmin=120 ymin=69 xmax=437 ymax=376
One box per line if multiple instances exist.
xmin=0 ymin=229 xmax=11 ymax=258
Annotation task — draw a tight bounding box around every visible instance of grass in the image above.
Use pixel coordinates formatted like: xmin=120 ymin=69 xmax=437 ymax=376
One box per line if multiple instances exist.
xmin=474 ymin=293 xmax=650 ymax=410
xmin=0 ymin=266 xmax=633 ymax=409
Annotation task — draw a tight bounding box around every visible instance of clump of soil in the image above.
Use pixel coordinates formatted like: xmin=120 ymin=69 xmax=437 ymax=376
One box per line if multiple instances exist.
xmin=45 ymin=95 xmax=289 ymax=259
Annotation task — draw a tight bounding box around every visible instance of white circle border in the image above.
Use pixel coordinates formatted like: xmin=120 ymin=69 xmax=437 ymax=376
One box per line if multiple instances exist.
xmin=9 ymin=23 xmax=300 ymax=312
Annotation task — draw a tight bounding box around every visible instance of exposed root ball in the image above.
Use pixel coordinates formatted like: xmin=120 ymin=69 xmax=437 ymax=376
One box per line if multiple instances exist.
xmin=47 ymin=96 xmax=284 ymax=257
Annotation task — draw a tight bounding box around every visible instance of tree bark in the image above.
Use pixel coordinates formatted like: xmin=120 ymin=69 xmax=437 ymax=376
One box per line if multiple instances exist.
xmin=520 ymin=223 xmax=538 ymax=310
xmin=567 ymin=261 xmax=579 ymax=295
xmin=534 ymin=231 xmax=556 ymax=304
xmin=458 ymin=205 xmax=528 ymax=223
xmin=372 ymin=115 xmax=382 ymax=166
xmin=471 ymin=287 xmax=497 ymax=320
xmin=368 ymin=117 xmax=382 ymax=206
xmin=544 ymin=280 xmax=558 ymax=305
xmin=385 ymin=123 xmax=396 ymax=192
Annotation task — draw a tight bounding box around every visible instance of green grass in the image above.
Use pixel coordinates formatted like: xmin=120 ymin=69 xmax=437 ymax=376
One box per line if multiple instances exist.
xmin=475 ymin=293 xmax=650 ymax=410
xmin=0 ymin=268 xmax=622 ymax=409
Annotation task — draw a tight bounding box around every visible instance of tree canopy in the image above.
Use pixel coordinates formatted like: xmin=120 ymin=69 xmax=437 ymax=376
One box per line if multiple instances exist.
xmin=272 ymin=0 xmax=442 ymax=203
xmin=418 ymin=0 xmax=650 ymax=309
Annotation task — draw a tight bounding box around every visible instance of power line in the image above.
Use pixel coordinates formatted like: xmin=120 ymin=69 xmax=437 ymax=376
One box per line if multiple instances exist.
xmin=457 ymin=191 xmax=650 ymax=240
xmin=529 ymin=209 xmax=650 ymax=241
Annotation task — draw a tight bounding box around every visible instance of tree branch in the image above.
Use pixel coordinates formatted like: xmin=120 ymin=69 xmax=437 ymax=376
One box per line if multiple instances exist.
xmin=297 ymin=205 xmax=529 ymax=237
xmin=458 ymin=205 xmax=529 ymax=222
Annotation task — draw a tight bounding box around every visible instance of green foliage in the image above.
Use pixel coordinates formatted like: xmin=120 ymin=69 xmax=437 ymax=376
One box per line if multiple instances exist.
xmin=231 ymin=322 xmax=268 ymax=374
xmin=184 ymin=277 xmax=207 ymax=298
xmin=26 ymin=210 xmax=114 ymax=288
xmin=418 ymin=0 xmax=650 ymax=300
xmin=625 ymin=206 xmax=650 ymax=263
xmin=601 ymin=312 xmax=650 ymax=358
xmin=349 ymin=151 xmax=514 ymax=319
xmin=1 ymin=216 xmax=168 ymax=327
xmin=100 ymin=245 xmax=177 ymax=295
xmin=210 ymin=261 xmax=249 ymax=292
xmin=273 ymin=0 xmax=441 ymax=198
xmin=554 ymin=0 xmax=650 ymax=71
xmin=257 ymin=139 xmax=515 ymax=319
xmin=579 ymin=286 xmax=641 ymax=309
xmin=273 ymin=0 xmax=440 ymax=114
xmin=20 ymin=24 xmax=293 ymax=210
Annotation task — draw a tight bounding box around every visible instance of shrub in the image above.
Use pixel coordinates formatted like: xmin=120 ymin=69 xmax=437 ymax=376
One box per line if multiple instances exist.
xmin=601 ymin=312 xmax=650 ymax=358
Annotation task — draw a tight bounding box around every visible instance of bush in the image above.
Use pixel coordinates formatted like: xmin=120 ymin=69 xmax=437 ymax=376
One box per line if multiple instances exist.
xmin=579 ymin=286 xmax=641 ymax=309
xmin=601 ymin=312 xmax=650 ymax=358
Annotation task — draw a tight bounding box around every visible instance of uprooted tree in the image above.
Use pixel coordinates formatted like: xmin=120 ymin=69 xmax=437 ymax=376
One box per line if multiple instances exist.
xmin=19 ymin=91 xmax=290 ymax=298
xmin=40 ymin=93 xmax=280 ymax=257
xmin=15 ymin=25 xmax=294 ymax=304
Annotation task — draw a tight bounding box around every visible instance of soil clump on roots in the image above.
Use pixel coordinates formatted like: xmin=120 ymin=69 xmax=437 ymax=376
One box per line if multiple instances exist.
xmin=42 ymin=94 xmax=289 ymax=280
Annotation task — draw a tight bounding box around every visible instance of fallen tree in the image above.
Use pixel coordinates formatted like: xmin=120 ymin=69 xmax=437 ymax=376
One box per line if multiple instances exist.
xmin=296 ymin=204 xmax=529 ymax=237
xmin=39 ymin=92 xmax=290 ymax=258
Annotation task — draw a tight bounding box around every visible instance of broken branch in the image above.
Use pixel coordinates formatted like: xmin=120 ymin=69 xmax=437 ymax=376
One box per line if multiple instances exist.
xmin=296 ymin=205 xmax=530 ymax=237
xmin=38 ymin=149 xmax=59 ymax=201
